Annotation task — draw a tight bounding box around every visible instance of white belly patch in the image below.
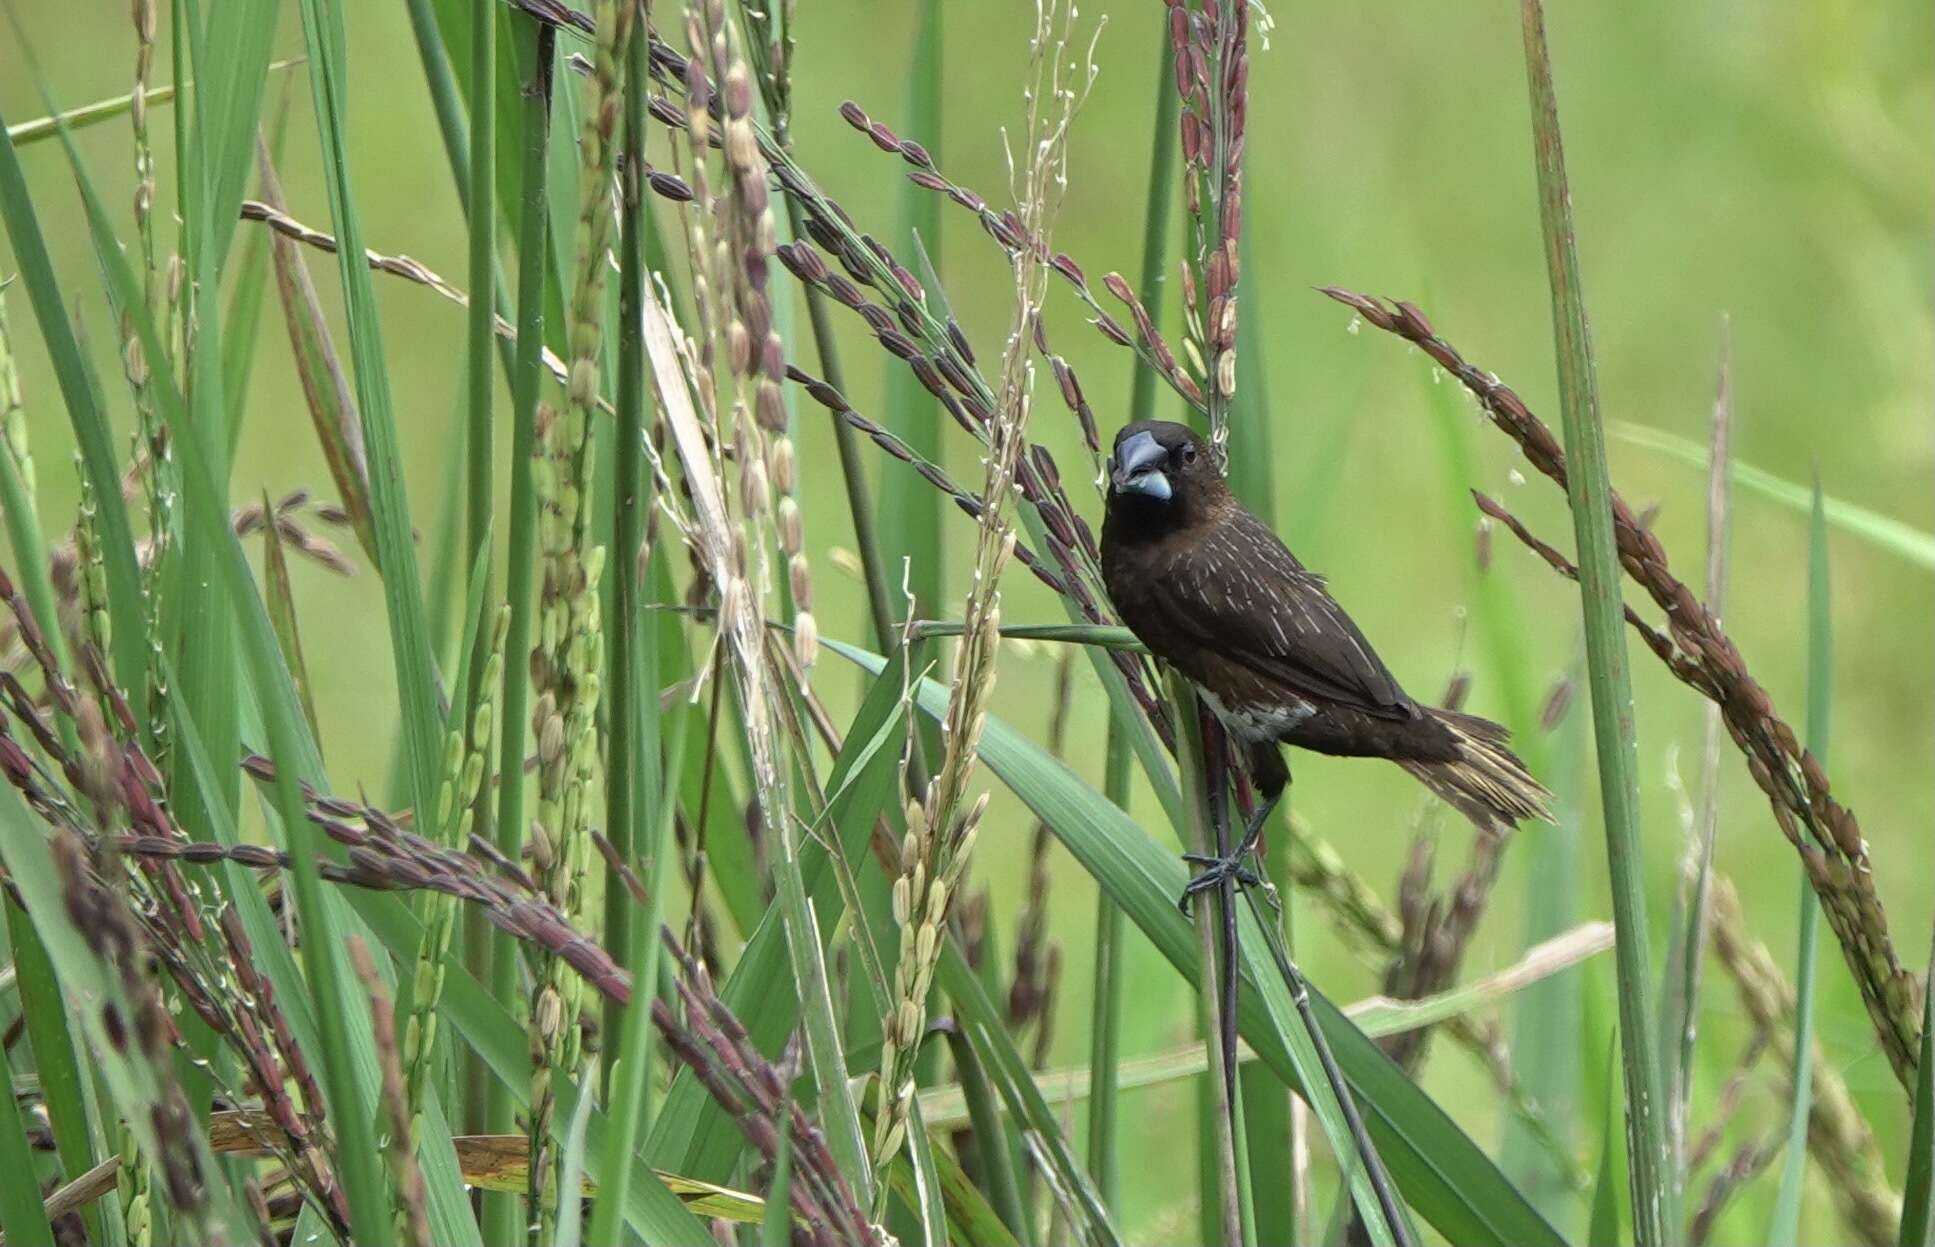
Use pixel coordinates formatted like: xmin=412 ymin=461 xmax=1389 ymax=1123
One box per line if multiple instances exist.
xmin=1200 ymin=689 xmax=1314 ymax=742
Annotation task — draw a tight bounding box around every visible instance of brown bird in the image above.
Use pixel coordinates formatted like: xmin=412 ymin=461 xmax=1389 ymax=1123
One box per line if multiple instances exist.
xmin=1100 ymin=420 xmax=1554 ymax=906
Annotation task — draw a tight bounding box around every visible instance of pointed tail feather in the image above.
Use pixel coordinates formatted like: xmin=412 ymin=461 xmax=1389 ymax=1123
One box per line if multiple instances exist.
xmin=1399 ymin=709 xmax=1555 ymax=835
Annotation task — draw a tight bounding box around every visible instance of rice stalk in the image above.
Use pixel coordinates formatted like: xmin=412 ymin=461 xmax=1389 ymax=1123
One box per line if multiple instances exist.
xmin=124 ymin=0 xmax=170 ymax=601
xmin=870 ymin=0 xmax=1088 ymax=1188
xmin=1165 ymin=0 xmax=1248 ymax=465
xmin=1328 ymin=286 xmax=1922 ymax=1087
xmin=642 ymin=17 xmax=873 ymax=1198
xmin=404 ymin=607 xmax=506 ymax=1129
xmin=525 ymin=0 xmax=632 ymax=1232
xmin=349 ymin=936 xmax=432 ymax=1247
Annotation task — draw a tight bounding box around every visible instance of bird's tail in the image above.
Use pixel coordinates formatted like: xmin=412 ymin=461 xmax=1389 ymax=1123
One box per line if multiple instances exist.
xmin=1399 ymin=709 xmax=1555 ymax=836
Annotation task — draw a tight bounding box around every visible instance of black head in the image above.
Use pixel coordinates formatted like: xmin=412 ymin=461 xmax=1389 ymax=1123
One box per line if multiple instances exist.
xmin=1104 ymin=420 xmax=1222 ymax=532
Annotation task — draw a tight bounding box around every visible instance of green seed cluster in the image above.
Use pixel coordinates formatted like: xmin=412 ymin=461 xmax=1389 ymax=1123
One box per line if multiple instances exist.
xmin=403 ymin=606 xmax=507 ymax=1138
xmin=526 ymin=0 xmax=634 ymax=1234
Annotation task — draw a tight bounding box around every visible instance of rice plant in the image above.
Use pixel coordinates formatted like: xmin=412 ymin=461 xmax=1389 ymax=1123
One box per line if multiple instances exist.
xmin=0 ymin=1 xmax=1929 ymax=1244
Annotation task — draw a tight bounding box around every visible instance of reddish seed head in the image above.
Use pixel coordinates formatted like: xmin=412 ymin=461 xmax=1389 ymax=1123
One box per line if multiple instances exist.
xmin=839 ymin=100 xmax=869 ymax=130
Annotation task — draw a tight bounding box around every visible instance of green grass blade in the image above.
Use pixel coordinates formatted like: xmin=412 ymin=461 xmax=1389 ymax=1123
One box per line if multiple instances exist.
xmin=191 ymin=0 xmax=278 ymax=270
xmin=944 ymin=1026 xmax=1029 ymax=1246
xmin=4 ymin=896 xmax=104 ymax=1244
xmin=0 ymin=1043 xmax=56 ymax=1247
xmin=831 ymin=637 xmax=1565 ymax=1247
xmin=1610 ymin=420 xmax=1935 ymax=572
xmin=555 ymin=1066 xmax=600 ymax=1247
xmin=881 ymin=0 xmax=946 ymax=654
xmin=1519 ymin=4 xmax=1669 ymax=1242
xmin=1770 ymin=475 xmax=1832 ymax=1244
xmin=1087 ymin=718 xmax=1131 ymax=1208
xmin=1587 ymin=1033 xmax=1628 ymax=1247
xmin=1903 ymin=970 xmax=1935 ymax=1245
xmin=904 ymin=1096 xmax=954 ymax=1247
xmin=294 ymin=0 xmax=444 ymax=818
xmin=601 ymin=14 xmax=649 ymax=1067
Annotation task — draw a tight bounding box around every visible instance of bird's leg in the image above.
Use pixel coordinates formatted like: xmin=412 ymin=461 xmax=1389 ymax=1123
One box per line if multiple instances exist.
xmin=1179 ymin=787 xmax=1281 ymax=913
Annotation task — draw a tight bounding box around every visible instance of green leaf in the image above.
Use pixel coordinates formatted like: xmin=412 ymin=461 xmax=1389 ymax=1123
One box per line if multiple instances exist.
xmin=1518 ymin=5 xmax=1669 ymax=1243
xmin=1588 ymin=1032 xmax=1628 ymax=1247
xmin=880 ymin=0 xmax=947 ymax=739
xmin=0 ymin=930 xmax=61 ymax=1247
xmin=1902 ymin=972 xmax=1935 ymax=1246
xmin=294 ymin=0 xmax=444 ymax=822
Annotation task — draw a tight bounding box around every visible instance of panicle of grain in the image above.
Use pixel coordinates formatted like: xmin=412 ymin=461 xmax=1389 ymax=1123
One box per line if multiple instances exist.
xmin=74 ymin=465 xmax=113 ymax=657
xmin=1166 ymin=0 xmax=1248 ymax=466
xmin=739 ymin=0 xmax=797 ymax=144
xmin=124 ymin=0 xmax=174 ymax=603
xmin=44 ymin=755 xmax=214 ymax=1231
xmin=647 ymin=44 xmax=1165 ymax=725
xmin=404 ymin=606 xmax=507 ymax=1132
xmin=654 ymin=927 xmax=880 ymax=1247
xmin=768 ymin=248 xmax=1172 ymax=739
xmin=826 ymin=92 xmax=1204 ymax=416
xmin=781 ymin=362 xmax=1073 ymax=599
xmin=711 ymin=2 xmax=814 ymax=671
xmin=349 ymin=936 xmax=432 ymax=1247
xmin=526 ymin=0 xmax=633 ymax=1230
xmin=871 ymin=0 xmax=1089 ymax=1175
xmin=1329 ymin=286 xmax=1922 ymax=1084
xmin=1707 ymin=875 xmax=1897 ymax=1246
xmin=117 ymin=1116 xmax=154 ymax=1247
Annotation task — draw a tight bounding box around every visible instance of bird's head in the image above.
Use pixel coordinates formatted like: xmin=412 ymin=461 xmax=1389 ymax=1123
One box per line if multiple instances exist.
xmin=1105 ymin=420 xmax=1222 ymax=530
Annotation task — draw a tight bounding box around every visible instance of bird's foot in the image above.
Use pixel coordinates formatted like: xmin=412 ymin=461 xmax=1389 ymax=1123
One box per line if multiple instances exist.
xmin=1178 ymin=850 xmax=1263 ymax=914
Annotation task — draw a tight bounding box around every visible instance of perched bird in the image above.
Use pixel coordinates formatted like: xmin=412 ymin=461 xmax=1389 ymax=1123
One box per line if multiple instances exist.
xmin=1100 ymin=420 xmax=1553 ymax=906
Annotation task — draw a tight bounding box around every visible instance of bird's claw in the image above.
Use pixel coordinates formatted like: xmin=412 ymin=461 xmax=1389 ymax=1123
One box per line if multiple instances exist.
xmin=1178 ymin=851 xmax=1262 ymax=913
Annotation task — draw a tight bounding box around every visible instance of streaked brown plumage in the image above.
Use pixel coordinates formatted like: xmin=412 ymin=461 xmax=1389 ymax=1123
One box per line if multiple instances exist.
xmin=1101 ymin=421 xmax=1552 ymax=898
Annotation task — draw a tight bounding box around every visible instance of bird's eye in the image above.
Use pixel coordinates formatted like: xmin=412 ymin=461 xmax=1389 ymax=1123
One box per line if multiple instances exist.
xmin=1181 ymin=444 xmax=1197 ymax=465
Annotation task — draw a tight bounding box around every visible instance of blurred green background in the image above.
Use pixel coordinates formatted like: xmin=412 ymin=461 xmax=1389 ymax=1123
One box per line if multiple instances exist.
xmin=4 ymin=1 xmax=1932 ymax=1240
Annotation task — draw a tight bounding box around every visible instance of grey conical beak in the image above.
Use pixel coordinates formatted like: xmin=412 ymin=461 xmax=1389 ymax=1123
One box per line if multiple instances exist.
xmin=1110 ymin=431 xmax=1171 ymax=501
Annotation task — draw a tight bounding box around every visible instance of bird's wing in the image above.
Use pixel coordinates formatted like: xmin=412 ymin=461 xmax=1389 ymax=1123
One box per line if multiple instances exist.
xmin=1155 ymin=508 xmax=1413 ymax=719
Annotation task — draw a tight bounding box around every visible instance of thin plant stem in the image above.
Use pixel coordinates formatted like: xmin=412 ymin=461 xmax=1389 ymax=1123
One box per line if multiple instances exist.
xmin=1519 ymin=3 xmax=1671 ymax=1241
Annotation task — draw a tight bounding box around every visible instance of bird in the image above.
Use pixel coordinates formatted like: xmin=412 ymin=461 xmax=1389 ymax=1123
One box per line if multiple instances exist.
xmin=1100 ymin=420 xmax=1554 ymax=908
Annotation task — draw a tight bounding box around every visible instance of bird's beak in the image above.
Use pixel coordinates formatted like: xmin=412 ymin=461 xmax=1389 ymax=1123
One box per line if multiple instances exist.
xmin=1110 ymin=431 xmax=1171 ymax=501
